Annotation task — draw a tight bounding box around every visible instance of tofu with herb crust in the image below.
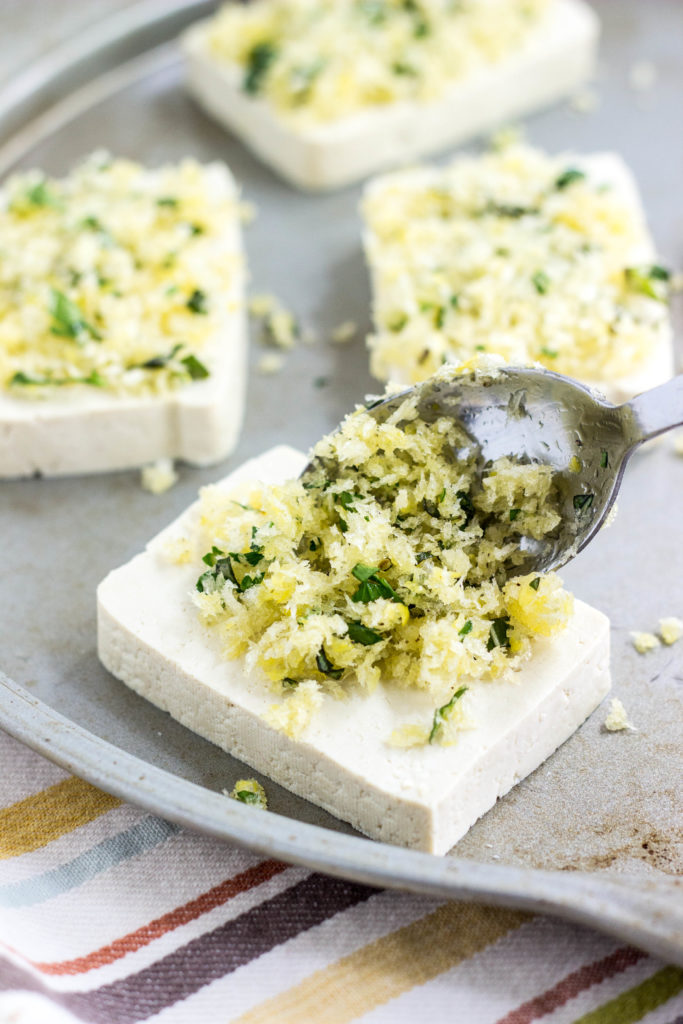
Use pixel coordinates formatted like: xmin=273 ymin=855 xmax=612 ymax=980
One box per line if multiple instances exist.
xmin=0 ymin=154 xmax=247 ymax=477
xmin=363 ymin=145 xmax=674 ymax=403
xmin=182 ymin=0 xmax=598 ymax=191
xmin=97 ymin=444 xmax=611 ymax=854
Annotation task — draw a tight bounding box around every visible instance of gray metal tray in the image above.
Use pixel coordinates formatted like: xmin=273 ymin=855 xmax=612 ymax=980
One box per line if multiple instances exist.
xmin=0 ymin=0 xmax=681 ymax=963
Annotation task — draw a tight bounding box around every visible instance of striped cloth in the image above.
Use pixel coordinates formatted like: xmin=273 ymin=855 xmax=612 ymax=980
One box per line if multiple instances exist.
xmin=0 ymin=731 xmax=681 ymax=1024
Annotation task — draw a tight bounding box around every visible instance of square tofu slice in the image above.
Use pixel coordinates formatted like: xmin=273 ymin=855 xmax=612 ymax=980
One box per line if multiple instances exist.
xmin=363 ymin=148 xmax=674 ymax=404
xmin=0 ymin=157 xmax=247 ymax=478
xmin=182 ymin=0 xmax=598 ymax=191
xmin=97 ymin=445 xmax=611 ymax=854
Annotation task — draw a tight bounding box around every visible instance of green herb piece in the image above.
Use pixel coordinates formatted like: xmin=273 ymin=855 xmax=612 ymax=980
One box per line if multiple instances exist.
xmin=487 ymin=616 xmax=511 ymax=651
xmin=9 ymin=369 xmax=105 ymax=388
xmin=541 ymin=346 xmax=558 ymax=359
xmin=624 ymin=265 xmax=670 ymax=301
xmin=202 ymin=546 xmax=225 ymax=567
xmin=347 ymin=621 xmax=384 ymax=646
xmin=392 ymin=61 xmax=418 ymax=76
xmin=429 ymin=686 xmax=468 ymax=744
xmin=529 ymin=577 xmax=541 ymax=591
xmin=456 ymin=490 xmax=475 ymax=528
xmin=600 ymin=450 xmax=609 ymax=468
xmin=156 ymin=196 xmax=179 ymax=207
xmin=509 ymin=508 xmax=521 ymax=521
xmin=351 ymin=563 xmax=401 ymax=603
xmin=415 ymin=551 xmax=432 ymax=563
xmin=188 ymin=223 xmax=204 ymax=236
xmin=555 ymin=167 xmax=586 ymax=190
xmin=573 ymin=493 xmax=594 ymax=512
xmin=532 ymin=270 xmax=550 ymax=295
xmin=388 ymin=313 xmax=408 ymax=332
xmin=450 ymin=294 xmax=459 ymax=308
xmin=314 ymin=376 xmax=329 ymax=388
xmin=335 ymin=491 xmax=358 ymax=512
xmin=244 ymin=41 xmax=278 ymax=94
xmin=282 ymin=677 xmax=300 ymax=689
xmin=309 ymin=538 xmax=320 ymax=552
xmin=49 ymin=289 xmax=101 ymax=343
xmin=181 ymin=353 xmax=210 ymax=379
xmin=238 ymin=572 xmax=264 ymax=592
xmin=316 ymin=646 xmax=343 ymax=680
xmin=486 ymin=202 xmax=537 ymax=218
xmin=437 ymin=487 xmax=446 ymax=503
xmin=25 ymin=180 xmax=61 ymax=208
xmin=234 ymin=790 xmax=261 ymax=804
xmin=140 ymin=343 xmax=183 ymax=369
xmin=186 ymin=289 xmax=208 ymax=315
xmin=458 ymin=620 xmax=473 ymax=637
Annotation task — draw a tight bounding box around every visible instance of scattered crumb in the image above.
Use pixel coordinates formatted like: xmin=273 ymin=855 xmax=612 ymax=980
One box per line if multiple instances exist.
xmin=601 ymin=502 xmax=619 ymax=530
xmin=249 ymin=292 xmax=299 ymax=349
xmin=257 ymin=352 xmax=284 ymax=375
xmin=658 ymin=617 xmax=683 ymax=646
xmin=330 ymin=320 xmax=357 ymax=344
xmin=141 ymin=458 xmax=178 ymax=495
xmin=569 ymin=87 xmax=599 ymax=114
xmin=226 ymin=778 xmax=268 ymax=809
xmin=631 ymin=631 xmax=660 ymax=654
xmin=604 ymin=697 xmax=635 ymax=732
xmin=239 ymin=200 xmax=257 ymax=224
xmin=568 ymin=455 xmax=582 ymax=473
xmin=629 ymin=60 xmax=657 ymax=92
xmin=160 ymin=534 xmax=193 ymax=565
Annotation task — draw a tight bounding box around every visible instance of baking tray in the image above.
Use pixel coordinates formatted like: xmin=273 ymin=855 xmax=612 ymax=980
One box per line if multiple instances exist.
xmin=0 ymin=0 xmax=681 ymax=962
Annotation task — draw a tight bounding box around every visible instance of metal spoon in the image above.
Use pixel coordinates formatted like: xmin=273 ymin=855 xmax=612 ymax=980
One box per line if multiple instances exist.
xmin=356 ymin=366 xmax=683 ymax=576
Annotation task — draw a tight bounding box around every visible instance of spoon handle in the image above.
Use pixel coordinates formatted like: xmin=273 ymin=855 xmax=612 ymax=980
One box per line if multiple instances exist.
xmin=625 ymin=373 xmax=683 ymax=446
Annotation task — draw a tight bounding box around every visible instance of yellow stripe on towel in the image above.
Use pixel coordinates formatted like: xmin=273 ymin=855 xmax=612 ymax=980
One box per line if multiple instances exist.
xmin=0 ymin=777 xmax=120 ymax=859
xmin=236 ymin=903 xmax=530 ymax=1024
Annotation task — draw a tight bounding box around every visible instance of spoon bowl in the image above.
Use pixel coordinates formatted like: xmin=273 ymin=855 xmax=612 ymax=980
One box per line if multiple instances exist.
xmin=360 ymin=365 xmax=683 ymax=576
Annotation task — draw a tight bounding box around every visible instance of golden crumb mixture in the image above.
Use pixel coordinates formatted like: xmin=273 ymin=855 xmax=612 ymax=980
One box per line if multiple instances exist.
xmin=189 ymin=371 xmax=573 ymax=741
xmin=205 ymin=0 xmax=549 ymax=125
xmin=364 ymin=143 xmax=670 ymax=385
xmin=0 ymin=153 xmax=242 ymax=397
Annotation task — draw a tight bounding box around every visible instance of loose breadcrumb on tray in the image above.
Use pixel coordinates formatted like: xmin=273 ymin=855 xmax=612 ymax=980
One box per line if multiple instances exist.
xmin=658 ymin=617 xmax=683 ymax=646
xmin=604 ymin=697 xmax=635 ymax=732
xmin=141 ymin=458 xmax=178 ymax=495
xmin=631 ymin=631 xmax=660 ymax=654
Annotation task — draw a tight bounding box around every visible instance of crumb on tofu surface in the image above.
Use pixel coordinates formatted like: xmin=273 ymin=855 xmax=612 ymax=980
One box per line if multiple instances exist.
xmin=187 ymin=365 xmax=573 ymax=742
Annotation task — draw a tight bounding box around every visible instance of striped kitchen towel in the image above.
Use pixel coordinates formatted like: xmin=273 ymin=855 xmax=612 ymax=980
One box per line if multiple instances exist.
xmin=0 ymin=731 xmax=681 ymax=1024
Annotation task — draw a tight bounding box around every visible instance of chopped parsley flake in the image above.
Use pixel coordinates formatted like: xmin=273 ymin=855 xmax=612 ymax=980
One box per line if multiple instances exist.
xmin=186 ymin=289 xmax=209 ymax=315
xmin=487 ymin=616 xmax=511 ymax=650
xmin=347 ymin=621 xmax=384 ymax=646
xmin=573 ymin=493 xmax=594 ymax=512
xmin=316 ymin=647 xmax=343 ymax=679
xmin=49 ymin=289 xmax=102 ymax=343
xmin=243 ymin=41 xmax=278 ymax=94
xmin=429 ymin=686 xmax=468 ymax=744
xmin=555 ymin=167 xmax=586 ymax=190
xmin=532 ymin=270 xmax=550 ymax=295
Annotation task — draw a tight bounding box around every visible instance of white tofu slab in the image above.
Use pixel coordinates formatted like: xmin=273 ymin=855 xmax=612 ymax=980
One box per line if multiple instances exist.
xmin=0 ymin=195 xmax=247 ymax=480
xmin=182 ymin=0 xmax=599 ymax=191
xmin=97 ymin=445 xmax=611 ymax=854
xmin=364 ymin=152 xmax=675 ymax=405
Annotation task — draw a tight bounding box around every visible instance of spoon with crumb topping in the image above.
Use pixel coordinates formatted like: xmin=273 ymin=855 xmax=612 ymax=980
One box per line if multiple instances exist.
xmin=358 ymin=366 xmax=683 ymax=576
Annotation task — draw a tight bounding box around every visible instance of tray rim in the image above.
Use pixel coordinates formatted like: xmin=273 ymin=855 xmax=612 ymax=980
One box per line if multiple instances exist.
xmin=0 ymin=0 xmax=681 ymax=966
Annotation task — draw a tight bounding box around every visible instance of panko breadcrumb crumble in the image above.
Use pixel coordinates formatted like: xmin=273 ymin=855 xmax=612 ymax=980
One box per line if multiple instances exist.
xmin=189 ymin=366 xmax=573 ymax=743
xmin=0 ymin=153 xmax=243 ymax=398
xmin=363 ymin=142 xmax=671 ymax=393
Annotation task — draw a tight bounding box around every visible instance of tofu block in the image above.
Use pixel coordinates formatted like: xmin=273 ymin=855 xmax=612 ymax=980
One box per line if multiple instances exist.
xmin=364 ymin=150 xmax=674 ymax=405
xmin=182 ymin=0 xmax=598 ymax=191
xmin=97 ymin=446 xmax=611 ymax=854
xmin=0 ymin=160 xmax=247 ymax=478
